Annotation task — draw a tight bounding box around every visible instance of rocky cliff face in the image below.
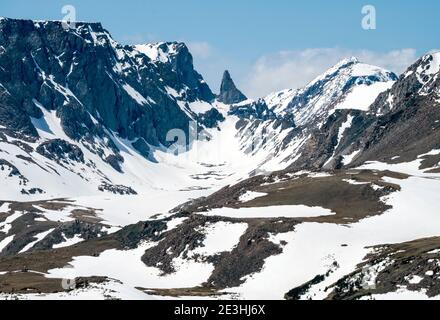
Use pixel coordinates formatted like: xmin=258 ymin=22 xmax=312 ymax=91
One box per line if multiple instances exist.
xmin=0 ymin=18 xmax=214 ymax=156
xmin=348 ymin=52 xmax=440 ymax=166
xmin=0 ymin=18 xmax=224 ymax=198
xmin=134 ymin=42 xmax=215 ymax=103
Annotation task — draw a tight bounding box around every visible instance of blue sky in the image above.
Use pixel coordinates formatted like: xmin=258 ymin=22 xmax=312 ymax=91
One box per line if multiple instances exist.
xmin=1 ymin=0 xmax=439 ymax=97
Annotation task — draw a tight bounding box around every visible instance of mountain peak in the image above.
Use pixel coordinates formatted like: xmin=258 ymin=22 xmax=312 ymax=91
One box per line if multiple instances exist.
xmin=218 ymin=70 xmax=247 ymax=104
xmin=338 ymin=56 xmax=360 ymax=65
xmin=134 ymin=41 xmax=215 ymax=102
xmin=307 ymin=57 xmax=397 ymax=90
xmin=324 ymin=56 xmax=360 ymax=75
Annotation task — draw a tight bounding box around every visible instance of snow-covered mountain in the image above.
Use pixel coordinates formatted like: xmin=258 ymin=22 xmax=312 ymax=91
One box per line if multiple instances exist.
xmin=0 ymin=17 xmax=402 ymax=199
xmin=227 ymin=57 xmax=398 ymax=171
xmin=270 ymin=57 xmax=397 ymax=121
xmin=0 ymin=18 xmax=227 ymax=200
xmin=289 ymin=51 xmax=440 ymax=171
xmin=1 ymin=17 xmax=440 ymax=300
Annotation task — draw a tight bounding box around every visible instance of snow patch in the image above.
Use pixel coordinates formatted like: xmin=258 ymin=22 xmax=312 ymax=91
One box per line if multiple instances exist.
xmin=406 ymin=275 xmax=423 ymax=285
xmin=0 ymin=235 xmax=14 ymax=252
xmin=342 ymin=149 xmax=361 ymax=165
xmin=336 ymin=82 xmax=394 ymax=111
xmin=20 ymin=228 xmax=55 ymax=253
xmin=53 ymin=234 xmax=84 ymax=249
xmin=122 ymin=83 xmax=149 ymax=106
xmin=204 ymin=205 xmax=334 ymax=219
xmin=238 ymin=191 xmax=268 ymax=203
xmin=191 ymin=221 xmax=248 ymax=256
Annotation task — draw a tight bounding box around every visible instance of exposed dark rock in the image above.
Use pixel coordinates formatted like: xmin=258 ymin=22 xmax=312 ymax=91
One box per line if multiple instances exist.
xmin=114 ymin=219 xmax=168 ymax=249
xmin=0 ymin=159 xmax=21 ymax=177
xmin=285 ymin=274 xmax=326 ymax=300
xmin=0 ymin=213 xmax=58 ymax=257
xmin=0 ymin=18 xmax=216 ymax=161
xmin=0 ymin=158 xmax=28 ymax=184
xmin=141 ymin=215 xmax=214 ymax=274
xmin=104 ymin=154 xmax=124 ymax=172
xmin=98 ymin=182 xmax=137 ymax=195
xmin=229 ymin=99 xmax=278 ymax=121
xmin=21 ymin=188 xmax=44 ymax=195
xmin=326 ymin=237 xmax=440 ymax=300
xmin=349 ymin=74 xmax=440 ymax=166
xmin=217 ymin=70 xmax=247 ymax=104
xmin=33 ymin=220 xmax=107 ymax=251
xmin=36 ymin=139 xmax=84 ymax=163
xmin=0 ymin=86 xmax=38 ymax=139
xmin=205 ymin=219 xmax=297 ymax=289
xmin=10 ymin=140 xmax=33 ymax=153
xmin=147 ymin=42 xmax=215 ymax=103
xmin=290 ymin=110 xmax=375 ymax=171
xmin=198 ymin=108 xmax=225 ymax=128
xmin=138 ymin=213 xmax=297 ymax=289
xmin=273 ymin=113 xmax=296 ymax=130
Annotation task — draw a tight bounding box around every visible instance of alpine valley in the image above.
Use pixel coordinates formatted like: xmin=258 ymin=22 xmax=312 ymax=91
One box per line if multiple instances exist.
xmin=0 ymin=17 xmax=440 ymax=300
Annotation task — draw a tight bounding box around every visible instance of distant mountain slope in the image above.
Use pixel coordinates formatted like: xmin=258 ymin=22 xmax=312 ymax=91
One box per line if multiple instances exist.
xmin=289 ymin=51 xmax=440 ymax=171
xmin=228 ymin=57 xmax=398 ymax=171
xmin=271 ymin=57 xmax=397 ymax=123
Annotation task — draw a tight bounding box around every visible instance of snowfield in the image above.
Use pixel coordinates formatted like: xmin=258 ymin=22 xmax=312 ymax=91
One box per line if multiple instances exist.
xmin=204 ymin=205 xmax=334 ymax=219
xmin=335 ymin=82 xmax=394 ymax=111
xmin=46 ymin=221 xmax=249 ymax=292
xmin=46 ymin=241 xmax=217 ymax=290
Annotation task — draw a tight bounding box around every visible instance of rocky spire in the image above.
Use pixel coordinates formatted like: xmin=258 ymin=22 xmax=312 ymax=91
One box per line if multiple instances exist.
xmin=217 ymin=70 xmax=247 ymax=104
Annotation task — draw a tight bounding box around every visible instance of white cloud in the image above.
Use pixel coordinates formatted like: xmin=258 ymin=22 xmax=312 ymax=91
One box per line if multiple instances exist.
xmin=240 ymin=48 xmax=418 ymax=98
xmin=186 ymin=41 xmax=213 ymax=60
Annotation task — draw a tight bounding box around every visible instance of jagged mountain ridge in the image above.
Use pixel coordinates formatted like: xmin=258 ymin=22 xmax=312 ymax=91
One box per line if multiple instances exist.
xmin=228 ymin=57 xmax=398 ymax=170
xmin=289 ymin=51 xmax=440 ymax=171
xmin=1 ymin=17 xmax=440 ymax=300
xmin=0 ymin=18 xmax=226 ymax=198
xmin=0 ymin=17 xmax=419 ymax=199
xmin=0 ymin=18 xmax=218 ymax=149
xmin=0 ymin=19 xmax=398 ymax=199
xmin=134 ymin=42 xmax=215 ymax=103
